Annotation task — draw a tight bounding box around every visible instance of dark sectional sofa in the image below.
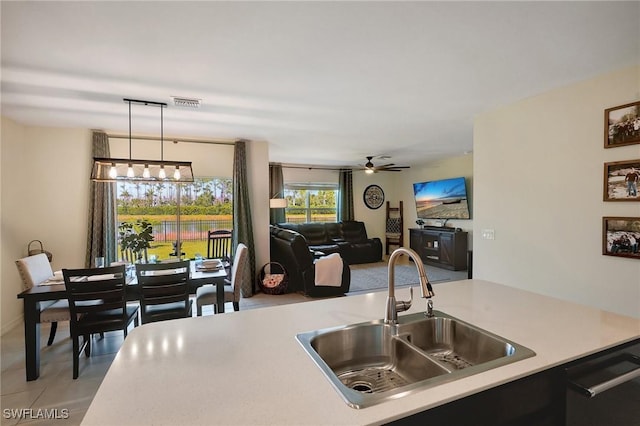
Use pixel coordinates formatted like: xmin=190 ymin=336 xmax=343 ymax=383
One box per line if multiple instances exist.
xmin=275 ymin=221 xmax=382 ymax=265
xmin=269 ymin=225 xmax=351 ymax=297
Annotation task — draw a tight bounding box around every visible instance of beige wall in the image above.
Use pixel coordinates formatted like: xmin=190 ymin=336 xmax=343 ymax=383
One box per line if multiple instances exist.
xmin=474 ymin=65 xmax=640 ymax=318
xmin=1 ymin=119 xmax=270 ymax=334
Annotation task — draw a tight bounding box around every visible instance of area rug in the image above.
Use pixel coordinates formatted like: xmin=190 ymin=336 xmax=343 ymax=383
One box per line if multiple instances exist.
xmin=348 ymin=261 xmax=467 ymax=293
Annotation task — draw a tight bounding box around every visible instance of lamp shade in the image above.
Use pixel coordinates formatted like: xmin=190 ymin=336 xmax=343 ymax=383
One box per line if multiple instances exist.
xmin=269 ymin=198 xmax=287 ymax=208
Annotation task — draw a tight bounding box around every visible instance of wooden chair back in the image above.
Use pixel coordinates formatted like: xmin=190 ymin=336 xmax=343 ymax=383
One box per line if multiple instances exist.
xmin=62 ymin=265 xmax=128 ymax=333
xmin=135 ymin=261 xmax=191 ymax=323
xmin=207 ymin=230 xmax=232 ymax=260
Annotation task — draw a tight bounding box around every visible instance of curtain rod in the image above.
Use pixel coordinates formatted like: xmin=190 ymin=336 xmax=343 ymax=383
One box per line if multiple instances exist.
xmin=278 ymin=164 xmax=351 ymax=171
xmin=107 ymin=133 xmax=236 ymax=146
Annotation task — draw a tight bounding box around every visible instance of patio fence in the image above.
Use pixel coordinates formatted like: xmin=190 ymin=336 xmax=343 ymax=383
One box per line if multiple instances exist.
xmin=118 ymin=219 xmax=234 ymax=242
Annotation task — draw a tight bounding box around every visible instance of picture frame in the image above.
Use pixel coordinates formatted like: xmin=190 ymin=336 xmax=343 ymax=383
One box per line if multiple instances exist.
xmin=603 ymin=159 xmax=640 ymax=201
xmin=604 ymin=101 xmax=640 ymax=148
xmin=602 ymin=217 xmax=640 ymax=259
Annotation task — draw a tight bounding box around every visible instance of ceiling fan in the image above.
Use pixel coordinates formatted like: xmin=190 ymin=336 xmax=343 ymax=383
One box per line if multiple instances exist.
xmin=356 ymin=156 xmax=410 ymax=174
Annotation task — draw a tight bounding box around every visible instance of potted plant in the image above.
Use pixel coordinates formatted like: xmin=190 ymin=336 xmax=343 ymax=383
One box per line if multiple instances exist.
xmin=118 ymin=219 xmax=154 ymax=263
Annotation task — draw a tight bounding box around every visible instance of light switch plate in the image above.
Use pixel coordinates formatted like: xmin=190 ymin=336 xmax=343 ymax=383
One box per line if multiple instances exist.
xmin=482 ymin=229 xmax=495 ymax=240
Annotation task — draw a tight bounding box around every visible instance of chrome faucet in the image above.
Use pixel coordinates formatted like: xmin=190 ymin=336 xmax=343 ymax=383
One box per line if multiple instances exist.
xmin=384 ymin=247 xmax=434 ymax=324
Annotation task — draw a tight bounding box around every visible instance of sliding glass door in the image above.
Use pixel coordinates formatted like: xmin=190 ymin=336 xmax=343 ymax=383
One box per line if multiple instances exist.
xmin=116 ymin=177 xmax=233 ymax=261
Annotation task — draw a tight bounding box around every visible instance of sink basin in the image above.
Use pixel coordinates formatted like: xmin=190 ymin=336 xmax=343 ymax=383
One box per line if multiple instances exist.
xmin=296 ymin=311 xmax=535 ymax=408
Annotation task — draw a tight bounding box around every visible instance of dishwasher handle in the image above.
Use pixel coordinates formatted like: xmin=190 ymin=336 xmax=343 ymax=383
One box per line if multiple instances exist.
xmin=568 ymin=353 xmax=640 ymax=398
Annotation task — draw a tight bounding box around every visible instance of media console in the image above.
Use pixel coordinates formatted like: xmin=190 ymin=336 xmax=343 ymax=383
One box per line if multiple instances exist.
xmin=409 ymin=227 xmax=468 ymax=271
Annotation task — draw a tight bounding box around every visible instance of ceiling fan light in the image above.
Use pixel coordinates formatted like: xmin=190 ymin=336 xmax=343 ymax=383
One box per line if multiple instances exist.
xmin=365 ymin=168 xmax=374 ymax=174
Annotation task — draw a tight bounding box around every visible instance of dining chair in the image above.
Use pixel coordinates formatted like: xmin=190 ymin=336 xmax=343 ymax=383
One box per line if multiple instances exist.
xmin=207 ymin=229 xmax=232 ymax=260
xmin=196 ymin=243 xmax=248 ymax=316
xmin=15 ymin=253 xmax=70 ymax=346
xmin=135 ymin=260 xmax=192 ymax=324
xmin=63 ymin=265 xmax=139 ymax=379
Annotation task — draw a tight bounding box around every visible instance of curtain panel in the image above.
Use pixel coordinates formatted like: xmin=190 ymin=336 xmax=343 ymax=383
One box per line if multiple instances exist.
xmin=269 ymin=163 xmax=285 ymax=224
xmin=232 ymin=140 xmax=256 ymax=297
xmin=86 ymin=132 xmax=117 ymax=267
xmin=338 ymin=169 xmax=354 ymax=222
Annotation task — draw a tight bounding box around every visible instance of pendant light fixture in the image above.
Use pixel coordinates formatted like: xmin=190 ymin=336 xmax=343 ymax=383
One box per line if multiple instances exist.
xmin=91 ymin=98 xmax=194 ymax=182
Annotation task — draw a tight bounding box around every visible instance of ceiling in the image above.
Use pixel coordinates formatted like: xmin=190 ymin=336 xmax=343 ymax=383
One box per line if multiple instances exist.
xmin=1 ymin=2 xmax=639 ymax=168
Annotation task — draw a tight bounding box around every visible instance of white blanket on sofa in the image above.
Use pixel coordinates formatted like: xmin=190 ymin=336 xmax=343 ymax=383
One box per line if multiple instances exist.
xmin=314 ymin=253 xmax=343 ymax=287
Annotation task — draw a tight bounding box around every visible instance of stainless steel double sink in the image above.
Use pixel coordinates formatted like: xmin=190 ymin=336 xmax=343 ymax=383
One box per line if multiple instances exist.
xmin=296 ymin=310 xmax=535 ymax=408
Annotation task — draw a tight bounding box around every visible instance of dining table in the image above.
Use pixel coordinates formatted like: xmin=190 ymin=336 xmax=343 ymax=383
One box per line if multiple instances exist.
xmin=16 ymin=260 xmax=227 ymax=381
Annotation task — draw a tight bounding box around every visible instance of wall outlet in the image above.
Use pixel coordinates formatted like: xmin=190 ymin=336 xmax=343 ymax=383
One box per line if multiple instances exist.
xmin=482 ymin=229 xmax=495 ymax=240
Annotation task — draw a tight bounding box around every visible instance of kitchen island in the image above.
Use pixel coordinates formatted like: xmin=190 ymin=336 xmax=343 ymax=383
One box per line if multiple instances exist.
xmin=82 ymin=280 xmax=640 ymax=425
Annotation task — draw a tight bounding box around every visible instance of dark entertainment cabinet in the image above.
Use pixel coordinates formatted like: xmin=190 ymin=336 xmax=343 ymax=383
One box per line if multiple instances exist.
xmin=409 ymin=227 xmax=468 ymax=271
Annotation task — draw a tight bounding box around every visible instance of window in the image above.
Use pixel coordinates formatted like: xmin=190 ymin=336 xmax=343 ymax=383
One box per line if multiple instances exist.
xmin=116 ymin=177 xmax=233 ymax=261
xmin=283 ymin=183 xmax=338 ymax=223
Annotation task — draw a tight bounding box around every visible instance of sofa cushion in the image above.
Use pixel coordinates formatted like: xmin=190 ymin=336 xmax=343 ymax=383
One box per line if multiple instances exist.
xmin=295 ymin=223 xmax=329 ymax=245
xmin=340 ymin=221 xmax=369 ymax=243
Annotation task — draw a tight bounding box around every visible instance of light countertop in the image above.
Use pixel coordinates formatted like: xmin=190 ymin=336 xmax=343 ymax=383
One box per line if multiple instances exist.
xmin=82 ymin=280 xmax=640 ymax=425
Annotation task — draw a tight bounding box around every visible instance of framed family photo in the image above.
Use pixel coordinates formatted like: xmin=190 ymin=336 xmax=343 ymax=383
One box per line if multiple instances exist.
xmin=603 ymin=159 xmax=640 ymax=201
xmin=604 ymin=101 xmax=640 ymax=148
xmin=602 ymin=217 xmax=640 ymax=259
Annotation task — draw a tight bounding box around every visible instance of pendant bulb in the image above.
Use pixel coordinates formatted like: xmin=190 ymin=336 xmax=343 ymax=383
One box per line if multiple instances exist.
xmin=159 ymin=166 xmax=166 ymax=179
xmin=127 ymin=164 xmax=135 ymax=178
xmin=142 ymin=165 xmax=150 ymax=179
xmin=109 ymin=163 xmax=117 ymax=179
xmin=173 ymin=166 xmax=181 ymax=180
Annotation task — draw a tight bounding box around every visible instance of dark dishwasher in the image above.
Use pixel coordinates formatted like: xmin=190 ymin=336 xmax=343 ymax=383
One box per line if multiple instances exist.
xmin=566 ymin=340 xmax=640 ymax=426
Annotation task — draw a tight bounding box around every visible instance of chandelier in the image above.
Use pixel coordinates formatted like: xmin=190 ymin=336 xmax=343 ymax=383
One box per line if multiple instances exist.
xmin=91 ymin=98 xmax=194 ymax=182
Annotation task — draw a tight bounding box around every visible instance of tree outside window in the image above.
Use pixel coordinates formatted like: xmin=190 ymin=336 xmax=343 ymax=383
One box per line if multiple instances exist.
xmin=284 ymin=184 xmax=338 ymax=223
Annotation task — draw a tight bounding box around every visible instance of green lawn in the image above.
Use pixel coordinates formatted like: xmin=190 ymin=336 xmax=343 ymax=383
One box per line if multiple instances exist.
xmin=122 ymin=240 xmax=211 ymax=261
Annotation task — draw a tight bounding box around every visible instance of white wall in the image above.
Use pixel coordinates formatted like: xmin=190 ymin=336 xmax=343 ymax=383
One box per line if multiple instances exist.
xmin=0 ymin=119 xmax=270 ymax=333
xmin=474 ymin=65 xmax=640 ymax=318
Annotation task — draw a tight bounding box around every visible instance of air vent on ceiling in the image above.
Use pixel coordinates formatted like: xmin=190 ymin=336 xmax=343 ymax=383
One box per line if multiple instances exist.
xmin=172 ymin=96 xmax=201 ymax=109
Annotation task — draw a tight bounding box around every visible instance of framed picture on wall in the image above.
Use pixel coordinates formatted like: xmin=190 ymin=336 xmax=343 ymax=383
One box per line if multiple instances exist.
xmin=602 ymin=217 xmax=640 ymax=259
xmin=603 ymin=159 xmax=640 ymax=201
xmin=604 ymin=101 xmax=640 ymax=148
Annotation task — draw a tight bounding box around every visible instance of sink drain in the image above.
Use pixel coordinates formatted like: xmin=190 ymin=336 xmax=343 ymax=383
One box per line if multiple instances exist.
xmin=338 ymin=368 xmax=409 ymax=393
xmin=350 ymin=381 xmax=374 ymax=393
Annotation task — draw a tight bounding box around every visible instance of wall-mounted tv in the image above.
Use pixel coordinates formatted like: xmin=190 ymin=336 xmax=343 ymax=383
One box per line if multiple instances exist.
xmin=413 ymin=176 xmax=470 ymax=219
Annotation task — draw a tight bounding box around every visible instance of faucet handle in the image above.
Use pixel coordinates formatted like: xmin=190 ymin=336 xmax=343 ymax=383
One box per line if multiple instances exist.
xmin=395 ymin=287 xmax=413 ymax=313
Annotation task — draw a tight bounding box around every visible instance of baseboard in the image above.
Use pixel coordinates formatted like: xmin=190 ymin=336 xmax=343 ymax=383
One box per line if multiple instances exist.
xmin=2 ymin=314 xmax=23 ymax=336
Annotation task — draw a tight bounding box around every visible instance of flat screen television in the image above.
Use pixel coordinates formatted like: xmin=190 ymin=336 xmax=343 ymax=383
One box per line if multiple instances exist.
xmin=413 ymin=176 xmax=470 ymax=219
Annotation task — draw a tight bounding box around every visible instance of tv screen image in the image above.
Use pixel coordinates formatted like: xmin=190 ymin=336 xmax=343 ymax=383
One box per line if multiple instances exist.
xmin=413 ymin=176 xmax=470 ymax=219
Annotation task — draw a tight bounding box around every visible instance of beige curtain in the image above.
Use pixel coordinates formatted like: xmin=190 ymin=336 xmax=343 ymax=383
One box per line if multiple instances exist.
xmin=86 ymin=132 xmax=117 ymax=267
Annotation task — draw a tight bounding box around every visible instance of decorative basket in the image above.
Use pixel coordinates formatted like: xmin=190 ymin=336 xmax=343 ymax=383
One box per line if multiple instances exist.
xmin=28 ymin=240 xmax=53 ymax=262
xmin=257 ymin=262 xmax=288 ymax=295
